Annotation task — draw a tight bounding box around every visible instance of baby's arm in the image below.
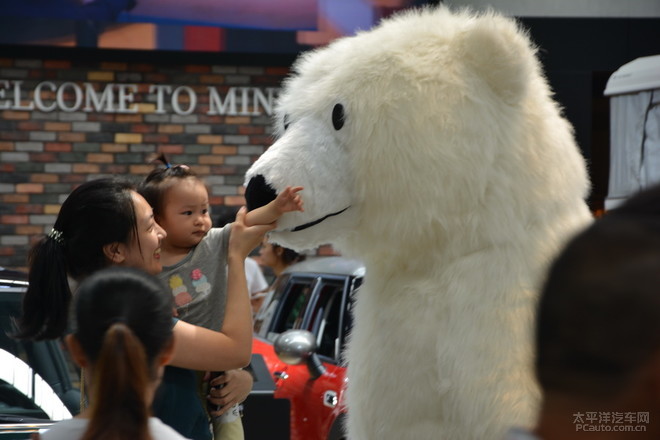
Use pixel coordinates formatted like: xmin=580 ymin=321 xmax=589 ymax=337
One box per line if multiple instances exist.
xmin=245 ymin=186 xmax=303 ymax=226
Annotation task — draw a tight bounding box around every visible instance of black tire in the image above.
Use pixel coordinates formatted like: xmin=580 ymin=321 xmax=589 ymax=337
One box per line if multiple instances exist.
xmin=327 ymin=415 xmax=348 ymax=440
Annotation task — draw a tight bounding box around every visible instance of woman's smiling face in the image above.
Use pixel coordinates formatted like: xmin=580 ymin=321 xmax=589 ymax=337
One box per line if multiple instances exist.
xmin=120 ymin=191 xmax=166 ymax=275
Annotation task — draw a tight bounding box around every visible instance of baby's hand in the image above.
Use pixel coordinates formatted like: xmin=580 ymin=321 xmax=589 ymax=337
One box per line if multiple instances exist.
xmin=275 ymin=186 xmax=304 ymax=214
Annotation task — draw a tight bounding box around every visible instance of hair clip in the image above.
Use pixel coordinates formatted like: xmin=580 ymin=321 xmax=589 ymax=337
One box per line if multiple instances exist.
xmin=48 ymin=228 xmax=64 ymax=245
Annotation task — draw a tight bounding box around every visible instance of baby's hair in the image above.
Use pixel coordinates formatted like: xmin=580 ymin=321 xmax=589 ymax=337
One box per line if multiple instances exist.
xmin=139 ymin=152 xmax=199 ymax=216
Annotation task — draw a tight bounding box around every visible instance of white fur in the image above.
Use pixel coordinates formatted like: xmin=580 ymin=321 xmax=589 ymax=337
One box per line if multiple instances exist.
xmin=246 ymin=6 xmax=592 ymax=440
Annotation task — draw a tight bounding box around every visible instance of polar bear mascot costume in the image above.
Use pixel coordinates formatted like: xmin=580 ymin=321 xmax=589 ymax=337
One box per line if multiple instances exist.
xmin=244 ymin=6 xmax=592 ymax=440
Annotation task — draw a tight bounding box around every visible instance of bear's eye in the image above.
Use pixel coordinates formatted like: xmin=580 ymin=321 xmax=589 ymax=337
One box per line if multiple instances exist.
xmin=332 ymin=104 xmax=344 ymax=130
xmin=283 ymin=114 xmax=290 ymax=131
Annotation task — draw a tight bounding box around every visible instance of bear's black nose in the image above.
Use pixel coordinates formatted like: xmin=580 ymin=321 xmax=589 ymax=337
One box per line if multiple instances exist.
xmin=245 ymin=174 xmax=277 ymax=212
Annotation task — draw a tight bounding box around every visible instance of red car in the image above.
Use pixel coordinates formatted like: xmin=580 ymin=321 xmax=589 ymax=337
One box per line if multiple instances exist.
xmin=251 ymin=257 xmax=365 ymax=440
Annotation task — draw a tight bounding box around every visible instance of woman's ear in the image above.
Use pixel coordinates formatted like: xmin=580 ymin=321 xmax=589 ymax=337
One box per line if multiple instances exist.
xmin=103 ymin=242 xmax=125 ymax=264
xmin=65 ymin=334 xmax=89 ymax=368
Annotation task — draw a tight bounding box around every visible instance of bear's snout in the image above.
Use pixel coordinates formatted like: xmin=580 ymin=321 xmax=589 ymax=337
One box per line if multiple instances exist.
xmin=245 ymin=174 xmax=277 ymax=212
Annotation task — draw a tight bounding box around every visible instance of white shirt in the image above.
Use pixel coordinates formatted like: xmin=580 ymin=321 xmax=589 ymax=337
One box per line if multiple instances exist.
xmin=245 ymin=257 xmax=268 ymax=296
xmin=41 ymin=417 xmax=191 ymax=440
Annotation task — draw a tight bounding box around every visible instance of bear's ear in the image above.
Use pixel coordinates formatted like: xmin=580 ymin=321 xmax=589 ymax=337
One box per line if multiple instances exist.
xmin=457 ymin=15 xmax=536 ymax=104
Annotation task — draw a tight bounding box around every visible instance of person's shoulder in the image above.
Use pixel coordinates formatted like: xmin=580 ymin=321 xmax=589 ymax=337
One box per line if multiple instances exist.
xmin=203 ymin=226 xmax=232 ymax=257
xmin=149 ymin=417 xmax=193 ymax=439
xmin=41 ymin=418 xmax=88 ymax=440
xmin=502 ymin=427 xmax=541 ymax=440
xmin=204 ymin=225 xmax=231 ymax=242
xmin=245 ymin=256 xmax=260 ymax=270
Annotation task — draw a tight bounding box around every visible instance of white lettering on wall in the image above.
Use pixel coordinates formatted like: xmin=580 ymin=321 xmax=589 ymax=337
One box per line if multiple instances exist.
xmin=84 ymin=83 xmax=115 ymax=112
xmin=149 ymin=84 xmax=172 ymax=114
xmin=208 ymin=87 xmax=237 ymax=115
xmin=13 ymin=80 xmax=35 ymax=111
xmin=171 ymin=86 xmax=196 ymax=115
xmin=207 ymin=86 xmax=278 ymax=116
xmin=34 ymin=82 xmax=57 ymax=112
xmin=240 ymin=87 xmax=250 ymax=115
xmin=117 ymin=84 xmax=138 ymax=113
xmin=0 ymin=80 xmax=10 ymax=110
xmin=252 ymin=87 xmax=277 ymax=116
xmin=0 ymin=80 xmax=279 ymax=116
xmin=57 ymin=82 xmax=83 ymax=112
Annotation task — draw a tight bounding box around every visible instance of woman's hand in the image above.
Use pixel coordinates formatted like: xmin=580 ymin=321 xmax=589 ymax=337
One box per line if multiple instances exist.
xmin=207 ymin=369 xmax=254 ymax=416
xmin=229 ymin=207 xmax=275 ymax=261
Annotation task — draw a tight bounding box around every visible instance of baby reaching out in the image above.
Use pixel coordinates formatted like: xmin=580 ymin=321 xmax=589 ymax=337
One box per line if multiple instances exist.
xmin=138 ymin=155 xmax=303 ymax=440
xmin=245 ymin=185 xmax=304 ymax=226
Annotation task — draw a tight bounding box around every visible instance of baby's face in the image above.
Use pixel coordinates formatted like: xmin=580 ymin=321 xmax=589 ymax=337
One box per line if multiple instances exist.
xmin=158 ymin=178 xmax=212 ymax=249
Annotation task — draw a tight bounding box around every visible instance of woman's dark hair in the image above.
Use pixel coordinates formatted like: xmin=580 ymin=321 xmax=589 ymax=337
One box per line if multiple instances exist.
xmin=272 ymin=244 xmax=305 ymax=266
xmin=138 ymin=153 xmax=199 ymax=217
xmin=16 ymin=178 xmax=138 ymax=340
xmin=73 ymin=267 xmax=173 ymax=440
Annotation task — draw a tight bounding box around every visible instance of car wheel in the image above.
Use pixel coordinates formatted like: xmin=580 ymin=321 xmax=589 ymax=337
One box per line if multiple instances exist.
xmin=327 ymin=415 xmax=348 ymax=440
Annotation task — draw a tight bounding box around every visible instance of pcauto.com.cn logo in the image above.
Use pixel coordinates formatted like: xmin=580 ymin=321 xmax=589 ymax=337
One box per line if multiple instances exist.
xmin=573 ymin=411 xmax=649 ymax=432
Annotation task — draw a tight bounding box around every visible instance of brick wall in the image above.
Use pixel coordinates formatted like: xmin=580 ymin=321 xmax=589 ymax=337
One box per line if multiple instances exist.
xmin=0 ymin=54 xmax=293 ymax=270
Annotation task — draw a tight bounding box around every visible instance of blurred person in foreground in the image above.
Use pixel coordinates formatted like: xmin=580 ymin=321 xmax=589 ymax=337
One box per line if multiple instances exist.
xmin=507 ymin=185 xmax=660 ymax=440
xmin=42 ymin=267 xmax=187 ymax=440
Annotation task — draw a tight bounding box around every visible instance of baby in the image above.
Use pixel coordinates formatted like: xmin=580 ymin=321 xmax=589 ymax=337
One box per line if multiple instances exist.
xmin=139 ymin=154 xmax=302 ymax=440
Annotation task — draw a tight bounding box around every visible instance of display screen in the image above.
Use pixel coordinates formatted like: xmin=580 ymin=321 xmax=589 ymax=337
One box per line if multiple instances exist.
xmin=0 ymin=0 xmax=430 ymax=54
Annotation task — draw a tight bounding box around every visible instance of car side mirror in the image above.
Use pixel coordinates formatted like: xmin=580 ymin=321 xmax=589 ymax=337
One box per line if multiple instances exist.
xmin=274 ymin=329 xmax=326 ymax=379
